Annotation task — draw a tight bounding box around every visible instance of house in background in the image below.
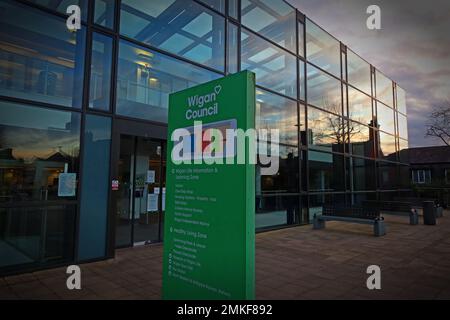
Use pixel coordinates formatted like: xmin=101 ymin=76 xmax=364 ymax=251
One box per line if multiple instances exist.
xmin=408 ymin=146 xmax=450 ymax=207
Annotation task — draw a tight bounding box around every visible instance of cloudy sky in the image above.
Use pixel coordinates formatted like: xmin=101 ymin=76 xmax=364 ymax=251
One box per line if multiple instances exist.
xmin=287 ymin=0 xmax=450 ymax=147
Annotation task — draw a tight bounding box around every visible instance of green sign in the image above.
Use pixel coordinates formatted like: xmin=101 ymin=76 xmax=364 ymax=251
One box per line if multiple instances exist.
xmin=163 ymin=71 xmax=256 ymax=300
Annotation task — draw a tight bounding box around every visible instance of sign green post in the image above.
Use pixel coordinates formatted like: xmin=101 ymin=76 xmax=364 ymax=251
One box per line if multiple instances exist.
xmin=163 ymin=71 xmax=256 ymax=300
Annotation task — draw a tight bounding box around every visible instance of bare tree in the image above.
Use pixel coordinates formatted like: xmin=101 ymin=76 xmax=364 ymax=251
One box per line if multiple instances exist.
xmin=425 ymin=103 xmax=450 ymax=146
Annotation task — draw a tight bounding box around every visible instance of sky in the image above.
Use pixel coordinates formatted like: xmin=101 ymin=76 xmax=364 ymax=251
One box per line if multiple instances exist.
xmin=287 ymin=0 xmax=450 ymax=148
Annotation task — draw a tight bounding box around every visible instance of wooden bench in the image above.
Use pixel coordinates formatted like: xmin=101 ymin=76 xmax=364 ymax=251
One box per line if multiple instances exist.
xmin=362 ymin=200 xmax=419 ymax=225
xmin=313 ymin=205 xmax=386 ymax=237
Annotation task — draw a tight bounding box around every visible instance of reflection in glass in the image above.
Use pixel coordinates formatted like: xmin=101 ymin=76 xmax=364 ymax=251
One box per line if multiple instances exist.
xmin=378 ymin=131 xmax=397 ymax=160
xmin=227 ymin=22 xmax=239 ymax=74
xmin=309 ymin=193 xmax=346 ymax=221
xmin=89 ymin=33 xmax=113 ymax=111
xmin=24 ymin=0 xmax=88 ymax=20
xmin=256 ymin=195 xmax=299 ymax=230
xmin=349 ymin=122 xmax=375 ymax=158
xmin=256 ymin=146 xmax=299 ymax=194
xmin=298 ymin=22 xmax=305 ymax=57
xmin=120 ymin=0 xmax=225 ymax=71
xmin=299 ymin=60 xmax=306 ymax=101
xmin=348 ymin=87 xmax=373 ymax=125
xmin=228 ymin=0 xmax=239 ymax=19
xmin=256 ymin=89 xmax=298 ymax=146
xmin=197 ymin=0 xmax=225 ymax=13
xmin=242 ymin=0 xmax=297 ymax=53
xmin=0 ymin=0 xmax=86 ymax=108
xmin=307 ymin=64 xmax=342 ymax=114
xmin=116 ymin=41 xmax=221 ymax=123
xmin=378 ymin=161 xmax=397 ymax=190
xmin=306 ymin=19 xmax=340 ymax=77
xmin=398 ymin=113 xmax=408 ymax=140
xmin=397 ymin=86 xmax=407 ymax=115
xmin=0 ymin=101 xmax=81 ymax=203
xmin=376 ymin=70 xmax=393 ymax=107
xmin=398 ymin=138 xmax=409 ymax=163
xmin=241 ymin=30 xmax=297 ymax=98
xmin=349 ymin=157 xmax=376 ymax=191
xmin=307 ymin=107 xmax=344 ymax=153
xmin=376 ymin=102 xmax=395 ymax=135
xmin=308 ymin=151 xmax=344 ymax=192
xmin=347 ymin=50 xmax=371 ymax=95
xmin=94 ymin=0 xmax=115 ymax=29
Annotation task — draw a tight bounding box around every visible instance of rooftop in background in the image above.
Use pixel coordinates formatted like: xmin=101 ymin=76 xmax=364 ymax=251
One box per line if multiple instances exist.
xmin=409 ymin=146 xmax=450 ymax=164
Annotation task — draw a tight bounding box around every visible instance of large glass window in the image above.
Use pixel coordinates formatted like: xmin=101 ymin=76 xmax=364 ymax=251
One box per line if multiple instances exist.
xmin=298 ymin=22 xmax=305 ymax=57
xmin=116 ymin=41 xmax=221 ymax=123
xmin=0 ymin=0 xmax=86 ymax=108
xmin=349 ymin=122 xmax=374 ymax=158
xmin=89 ymin=33 xmax=113 ymax=111
xmin=378 ymin=161 xmax=397 ymax=190
xmin=306 ymin=19 xmax=340 ymax=78
xmin=257 ymin=145 xmax=299 ymax=195
xmin=307 ymin=64 xmax=342 ymax=114
xmin=79 ymin=115 xmax=111 ymax=261
xmin=256 ymin=89 xmax=298 ymax=146
xmin=241 ymin=0 xmax=297 ymax=53
xmin=307 ymin=107 xmax=344 ymax=153
xmin=256 ymin=195 xmax=300 ymax=230
xmin=24 ymin=0 xmax=88 ymax=20
xmin=398 ymin=113 xmax=408 ymax=140
xmin=94 ymin=0 xmax=115 ymax=29
xmin=197 ymin=0 xmax=225 ymax=13
xmin=241 ymin=30 xmax=297 ymax=98
xmin=376 ymin=102 xmax=395 ymax=134
xmin=120 ymin=0 xmax=225 ymax=71
xmin=349 ymin=157 xmax=376 ymax=191
xmin=347 ymin=50 xmax=371 ymax=95
xmin=376 ymin=70 xmax=393 ymax=107
xmin=0 ymin=101 xmax=81 ymax=203
xmin=378 ymin=131 xmax=397 ymax=160
xmin=348 ymin=87 xmax=373 ymax=126
xmin=227 ymin=22 xmax=239 ymax=74
xmin=398 ymin=138 xmax=409 ymax=163
xmin=308 ymin=151 xmax=345 ymax=192
xmin=397 ymin=86 xmax=407 ymax=115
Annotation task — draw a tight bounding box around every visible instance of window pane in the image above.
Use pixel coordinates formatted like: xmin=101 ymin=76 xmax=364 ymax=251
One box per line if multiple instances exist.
xmin=94 ymin=0 xmax=115 ymax=29
xmin=308 ymin=151 xmax=344 ymax=192
xmin=116 ymin=41 xmax=221 ymax=123
xmin=298 ymin=22 xmax=305 ymax=57
xmin=349 ymin=157 xmax=376 ymax=191
xmin=348 ymin=87 xmax=372 ymax=126
xmin=0 ymin=0 xmax=86 ymax=108
xmin=398 ymin=113 xmax=408 ymax=140
xmin=79 ymin=115 xmax=111 ymax=261
xmin=397 ymin=86 xmax=407 ymax=115
xmin=0 ymin=101 xmax=81 ymax=203
xmin=120 ymin=0 xmax=225 ymax=71
xmin=256 ymin=195 xmax=300 ymax=229
xmin=24 ymin=0 xmax=88 ymax=20
xmin=228 ymin=0 xmax=239 ymax=19
xmin=257 ymin=145 xmax=299 ymax=194
xmin=227 ymin=22 xmax=239 ymax=74
xmin=376 ymin=102 xmax=395 ymax=134
xmin=241 ymin=30 xmax=297 ymax=98
xmin=398 ymin=138 xmax=409 ymax=163
xmin=349 ymin=122 xmax=374 ymax=158
xmin=347 ymin=50 xmax=371 ymax=95
xmin=306 ymin=19 xmax=340 ymax=78
xmin=376 ymin=70 xmax=393 ymax=107
xmin=299 ymin=60 xmax=305 ymax=101
xmin=378 ymin=131 xmax=396 ymax=160
xmin=256 ymin=89 xmax=298 ymax=146
xmin=89 ymin=33 xmax=113 ymax=111
xmin=378 ymin=161 xmax=397 ymax=190
xmin=307 ymin=64 xmax=342 ymax=114
xmin=307 ymin=107 xmax=344 ymax=153
xmin=197 ymin=0 xmax=225 ymax=13
xmin=241 ymin=0 xmax=296 ymax=53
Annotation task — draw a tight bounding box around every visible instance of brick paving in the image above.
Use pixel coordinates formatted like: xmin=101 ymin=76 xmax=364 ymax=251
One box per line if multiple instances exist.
xmin=1 ymin=211 xmax=450 ymax=300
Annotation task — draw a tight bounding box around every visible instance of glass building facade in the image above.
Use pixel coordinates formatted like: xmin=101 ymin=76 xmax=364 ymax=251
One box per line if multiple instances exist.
xmin=0 ymin=0 xmax=409 ymax=275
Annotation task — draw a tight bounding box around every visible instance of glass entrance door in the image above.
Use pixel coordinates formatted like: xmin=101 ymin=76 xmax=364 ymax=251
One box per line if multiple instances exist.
xmin=115 ymin=135 xmax=165 ymax=247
